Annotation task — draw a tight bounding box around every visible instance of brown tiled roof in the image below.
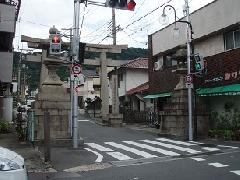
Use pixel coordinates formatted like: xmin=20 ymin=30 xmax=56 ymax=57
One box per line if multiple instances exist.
xmin=121 ymin=58 xmax=148 ymax=69
xmin=127 ymin=82 xmax=149 ymax=95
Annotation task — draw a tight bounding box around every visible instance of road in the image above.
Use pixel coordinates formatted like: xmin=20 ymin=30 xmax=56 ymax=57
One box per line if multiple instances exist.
xmin=30 ymin=117 xmax=240 ymax=180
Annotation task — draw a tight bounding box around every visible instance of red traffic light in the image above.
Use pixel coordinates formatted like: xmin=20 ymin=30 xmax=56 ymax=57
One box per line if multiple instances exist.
xmin=52 ymin=35 xmax=60 ymax=43
xmin=127 ymin=0 xmax=136 ymax=10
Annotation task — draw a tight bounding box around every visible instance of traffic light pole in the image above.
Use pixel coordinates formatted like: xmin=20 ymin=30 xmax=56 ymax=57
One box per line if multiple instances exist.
xmin=72 ymin=0 xmax=81 ymax=148
xmin=185 ymin=0 xmax=193 ymax=141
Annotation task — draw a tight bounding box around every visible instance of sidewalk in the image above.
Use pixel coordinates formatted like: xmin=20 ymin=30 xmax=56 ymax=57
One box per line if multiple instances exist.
xmin=0 ymin=130 xmax=50 ymax=173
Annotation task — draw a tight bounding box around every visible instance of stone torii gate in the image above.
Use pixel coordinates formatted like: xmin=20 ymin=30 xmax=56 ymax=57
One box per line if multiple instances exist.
xmin=22 ymin=35 xmax=127 ymax=126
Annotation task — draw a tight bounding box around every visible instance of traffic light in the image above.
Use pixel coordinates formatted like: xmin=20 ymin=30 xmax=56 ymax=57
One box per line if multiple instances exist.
xmin=79 ymin=42 xmax=86 ymax=64
xmin=49 ymin=34 xmax=62 ymax=55
xmin=194 ymin=54 xmax=204 ymax=72
xmin=105 ymin=0 xmax=136 ymax=11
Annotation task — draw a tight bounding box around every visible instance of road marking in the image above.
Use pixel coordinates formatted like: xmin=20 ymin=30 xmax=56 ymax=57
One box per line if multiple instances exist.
xmin=142 ymin=140 xmax=201 ymax=154
xmin=156 ymin=138 xmax=196 ymax=146
xmin=230 ymin=170 xmax=240 ymax=176
xmin=123 ymin=141 xmax=179 ymax=156
xmin=86 ymin=143 xmax=113 ymax=152
xmin=208 ymin=162 xmax=229 ymax=168
xmin=105 ymin=142 xmax=158 ymax=158
xmin=84 ymin=148 xmax=103 ymax=162
xmin=217 ymin=145 xmax=239 ymax=149
xmin=190 ymin=157 xmax=206 ymax=161
xmin=107 ymin=152 xmax=132 ymax=161
xmin=78 ymin=120 xmax=90 ymax=122
xmin=189 ymin=141 xmax=204 ymax=145
xmin=202 ymin=147 xmax=220 ymax=152
xmin=64 ymin=163 xmax=112 ymax=173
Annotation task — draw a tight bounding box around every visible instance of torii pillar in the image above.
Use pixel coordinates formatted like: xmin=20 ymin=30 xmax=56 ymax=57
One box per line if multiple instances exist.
xmin=84 ymin=44 xmax=127 ymax=125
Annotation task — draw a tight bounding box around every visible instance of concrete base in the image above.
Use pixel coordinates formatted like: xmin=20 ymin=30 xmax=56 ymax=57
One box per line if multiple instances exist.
xmin=34 ymin=85 xmax=71 ymax=141
xmin=109 ymin=114 xmax=123 ymax=127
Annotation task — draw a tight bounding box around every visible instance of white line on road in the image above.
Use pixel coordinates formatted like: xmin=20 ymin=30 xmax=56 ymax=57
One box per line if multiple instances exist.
xmin=78 ymin=120 xmax=90 ymax=122
xmin=105 ymin=142 xmax=158 ymax=158
xmin=86 ymin=143 xmax=113 ymax=152
xmin=189 ymin=141 xmax=204 ymax=145
xmin=190 ymin=157 xmax=206 ymax=161
xmin=142 ymin=140 xmax=201 ymax=154
xmin=107 ymin=152 xmax=132 ymax=161
xmin=202 ymin=147 xmax=220 ymax=152
xmin=217 ymin=145 xmax=239 ymax=149
xmin=208 ymin=162 xmax=229 ymax=168
xmin=84 ymin=148 xmax=103 ymax=162
xmin=123 ymin=141 xmax=179 ymax=156
xmin=156 ymin=138 xmax=196 ymax=146
xmin=230 ymin=170 xmax=240 ymax=176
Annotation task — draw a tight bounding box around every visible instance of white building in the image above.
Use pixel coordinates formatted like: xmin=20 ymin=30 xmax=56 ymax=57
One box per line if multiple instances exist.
xmin=0 ymin=1 xmax=20 ymax=122
xmin=147 ymin=0 xmax=240 ymax=137
xmin=109 ymin=58 xmax=149 ymax=112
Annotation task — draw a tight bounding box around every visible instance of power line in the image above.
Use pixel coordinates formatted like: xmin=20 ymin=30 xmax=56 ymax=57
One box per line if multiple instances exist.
xmin=122 ymin=0 xmax=173 ymax=31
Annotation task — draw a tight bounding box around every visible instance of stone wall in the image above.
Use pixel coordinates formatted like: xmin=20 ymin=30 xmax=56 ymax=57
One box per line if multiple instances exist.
xmin=34 ymin=85 xmax=71 ymax=141
xmin=160 ymin=89 xmax=209 ymax=139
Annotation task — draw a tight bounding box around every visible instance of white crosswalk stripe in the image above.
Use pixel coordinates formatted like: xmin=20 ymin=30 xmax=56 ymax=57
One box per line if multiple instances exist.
xmin=142 ymin=139 xmax=201 ymax=154
xmin=105 ymin=142 xmax=158 ymax=158
xmin=156 ymin=138 xmax=196 ymax=146
xmin=85 ymin=138 xmax=233 ymax=163
xmin=85 ymin=143 xmax=113 ymax=152
xmin=202 ymin=147 xmax=220 ymax=151
xmin=106 ymin=152 xmax=132 ymax=161
xmin=123 ymin=141 xmax=180 ymax=156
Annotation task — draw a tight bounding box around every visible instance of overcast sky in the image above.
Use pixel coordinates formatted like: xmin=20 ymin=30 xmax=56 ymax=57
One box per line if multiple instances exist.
xmin=14 ymin=0 xmax=215 ymax=51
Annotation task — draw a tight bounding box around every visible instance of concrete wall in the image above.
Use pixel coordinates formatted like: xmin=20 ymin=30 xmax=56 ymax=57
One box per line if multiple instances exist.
xmin=0 ymin=52 xmax=13 ymax=83
xmin=152 ymin=0 xmax=240 ymax=56
xmin=118 ymin=69 xmax=148 ymax=97
xmin=194 ymin=34 xmax=224 ymax=57
xmin=125 ymin=70 xmax=148 ymax=93
xmin=0 ymin=3 xmax=15 ymax=33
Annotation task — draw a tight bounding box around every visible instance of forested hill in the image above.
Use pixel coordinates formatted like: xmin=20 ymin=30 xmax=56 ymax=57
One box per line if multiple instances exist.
xmin=85 ymin=47 xmax=149 ymax=60
xmin=13 ymin=47 xmax=149 ymax=91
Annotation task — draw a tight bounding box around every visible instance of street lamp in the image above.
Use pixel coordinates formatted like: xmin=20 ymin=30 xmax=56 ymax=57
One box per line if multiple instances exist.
xmin=162 ymin=1 xmax=194 ymax=141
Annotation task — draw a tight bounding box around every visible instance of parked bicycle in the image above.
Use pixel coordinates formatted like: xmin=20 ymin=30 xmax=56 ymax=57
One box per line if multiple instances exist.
xmin=147 ymin=111 xmax=160 ymax=129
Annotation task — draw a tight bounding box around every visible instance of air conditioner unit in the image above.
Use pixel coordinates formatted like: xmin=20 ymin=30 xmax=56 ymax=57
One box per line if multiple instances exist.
xmin=154 ymin=57 xmax=163 ymax=71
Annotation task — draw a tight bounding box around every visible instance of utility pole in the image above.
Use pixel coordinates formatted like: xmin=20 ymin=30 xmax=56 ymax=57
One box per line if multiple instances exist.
xmin=185 ymin=0 xmax=193 ymax=141
xmin=72 ymin=0 xmax=81 ymax=148
xmin=112 ymin=8 xmax=116 ymax=45
xmin=18 ymin=50 xmax=22 ymax=98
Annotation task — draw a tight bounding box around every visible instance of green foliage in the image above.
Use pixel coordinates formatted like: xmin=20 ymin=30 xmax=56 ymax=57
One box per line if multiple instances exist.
xmin=57 ymin=66 xmax=69 ymax=81
xmin=0 ymin=118 xmax=11 ymax=133
xmin=209 ymin=109 xmax=240 ymax=140
xmin=15 ymin=126 xmax=26 ymax=141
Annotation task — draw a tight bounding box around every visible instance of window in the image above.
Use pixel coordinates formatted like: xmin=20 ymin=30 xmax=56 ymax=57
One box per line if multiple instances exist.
xmin=224 ymin=30 xmax=240 ymax=50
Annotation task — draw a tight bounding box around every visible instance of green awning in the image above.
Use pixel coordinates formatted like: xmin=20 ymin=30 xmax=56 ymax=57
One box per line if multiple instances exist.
xmin=143 ymin=92 xmax=171 ymax=99
xmin=197 ymin=84 xmax=240 ymax=96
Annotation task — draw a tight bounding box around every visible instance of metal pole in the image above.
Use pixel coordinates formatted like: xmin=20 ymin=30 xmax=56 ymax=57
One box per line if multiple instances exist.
xmin=112 ymin=8 xmax=116 ymax=46
xmin=185 ymin=0 xmax=193 ymax=141
xmin=72 ymin=0 xmax=81 ymax=148
xmin=44 ymin=111 xmax=50 ymax=162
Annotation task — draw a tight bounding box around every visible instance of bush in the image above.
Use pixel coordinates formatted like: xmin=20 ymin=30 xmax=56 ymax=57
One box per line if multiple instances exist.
xmin=0 ymin=118 xmax=11 ymax=133
xmin=209 ymin=109 xmax=240 ymax=141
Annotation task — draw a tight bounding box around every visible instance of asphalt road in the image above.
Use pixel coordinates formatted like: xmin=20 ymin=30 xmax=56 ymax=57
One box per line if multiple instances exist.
xmin=30 ymin=117 xmax=240 ymax=180
xmin=78 ymin=150 xmax=240 ymax=180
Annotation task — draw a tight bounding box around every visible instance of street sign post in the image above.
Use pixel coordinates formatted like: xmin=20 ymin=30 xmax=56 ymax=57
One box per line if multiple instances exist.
xmin=72 ymin=64 xmax=82 ymax=75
